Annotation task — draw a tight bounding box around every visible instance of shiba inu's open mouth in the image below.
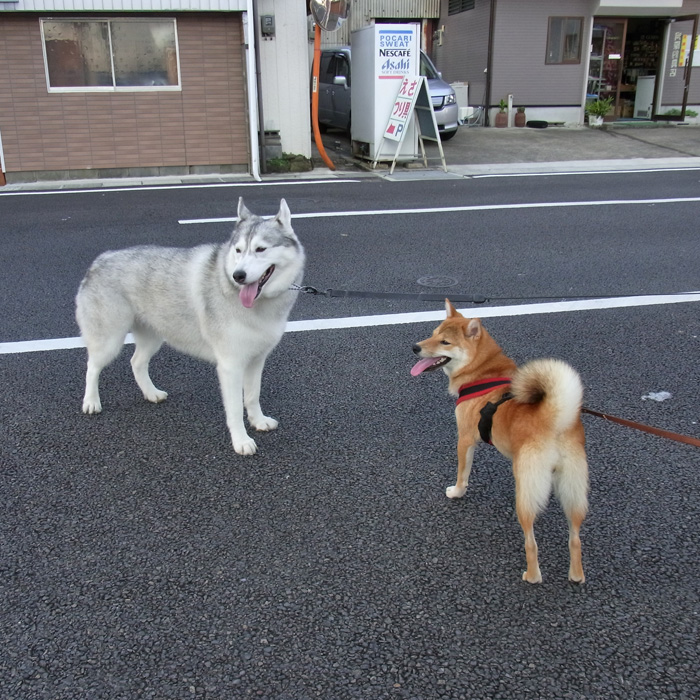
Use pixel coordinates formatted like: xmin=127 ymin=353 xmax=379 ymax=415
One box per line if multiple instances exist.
xmin=239 ymin=265 xmax=275 ymax=308
xmin=411 ymin=356 xmax=450 ymax=376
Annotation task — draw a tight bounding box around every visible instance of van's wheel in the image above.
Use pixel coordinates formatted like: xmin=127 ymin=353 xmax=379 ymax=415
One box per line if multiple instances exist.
xmin=441 ymin=130 xmax=457 ymax=141
xmin=318 ymin=122 xmax=327 ymax=133
xmin=346 ymin=114 xmax=351 ymax=136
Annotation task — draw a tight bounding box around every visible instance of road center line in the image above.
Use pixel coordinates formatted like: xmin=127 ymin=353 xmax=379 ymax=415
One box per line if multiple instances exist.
xmin=178 ymin=196 xmax=700 ymax=224
xmin=2 ymin=292 xmax=698 ymax=355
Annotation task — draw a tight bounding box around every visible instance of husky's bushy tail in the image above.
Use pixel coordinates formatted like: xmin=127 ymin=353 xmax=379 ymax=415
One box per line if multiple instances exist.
xmin=511 ymin=358 xmax=583 ymax=434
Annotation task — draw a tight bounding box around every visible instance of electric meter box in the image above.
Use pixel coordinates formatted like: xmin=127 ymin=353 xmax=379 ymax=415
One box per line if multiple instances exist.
xmin=350 ymin=23 xmax=420 ymax=162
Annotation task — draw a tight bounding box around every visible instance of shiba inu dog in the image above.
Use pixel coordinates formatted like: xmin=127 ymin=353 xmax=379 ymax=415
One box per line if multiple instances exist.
xmin=412 ymin=301 xmax=589 ymax=583
xmin=76 ymin=198 xmax=304 ymax=456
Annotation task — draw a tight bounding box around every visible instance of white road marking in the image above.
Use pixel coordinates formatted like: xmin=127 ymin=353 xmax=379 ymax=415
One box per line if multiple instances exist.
xmin=178 ymin=196 xmax=700 ymax=224
xmin=2 ymin=292 xmax=698 ymax=355
xmin=0 ymin=179 xmax=361 ymax=197
xmin=471 ymin=167 xmax=700 ymax=178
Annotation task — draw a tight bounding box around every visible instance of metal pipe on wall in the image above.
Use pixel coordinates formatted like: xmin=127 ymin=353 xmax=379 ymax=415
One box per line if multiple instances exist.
xmin=484 ymin=0 xmax=497 ymax=127
xmin=244 ymin=1 xmax=262 ymax=181
xmin=251 ymin=0 xmax=267 ymax=174
xmin=0 ymin=127 xmax=6 ymax=186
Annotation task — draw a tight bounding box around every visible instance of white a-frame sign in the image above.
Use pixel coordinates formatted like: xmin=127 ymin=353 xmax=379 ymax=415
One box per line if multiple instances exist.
xmin=373 ymin=75 xmax=447 ymax=175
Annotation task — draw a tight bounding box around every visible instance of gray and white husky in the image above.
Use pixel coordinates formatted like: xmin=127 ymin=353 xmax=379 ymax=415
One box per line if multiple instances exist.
xmin=75 ymin=197 xmax=304 ymax=455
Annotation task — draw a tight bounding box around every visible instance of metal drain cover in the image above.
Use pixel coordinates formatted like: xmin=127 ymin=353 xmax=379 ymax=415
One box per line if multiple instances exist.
xmin=417 ymin=275 xmax=458 ymax=288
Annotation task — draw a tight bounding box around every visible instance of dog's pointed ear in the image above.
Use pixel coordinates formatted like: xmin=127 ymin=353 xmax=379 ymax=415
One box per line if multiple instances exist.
xmin=238 ymin=197 xmax=252 ymax=220
xmin=465 ymin=318 xmax=482 ymax=339
xmin=445 ymin=299 xmax=461 ymax=318
xmin=274 ymin=198 xmax=292 ymax=228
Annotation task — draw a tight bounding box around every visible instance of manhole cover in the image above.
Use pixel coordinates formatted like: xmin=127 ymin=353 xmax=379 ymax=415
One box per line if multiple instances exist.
xmin=417 ymin=275 xmax=458 ymax=288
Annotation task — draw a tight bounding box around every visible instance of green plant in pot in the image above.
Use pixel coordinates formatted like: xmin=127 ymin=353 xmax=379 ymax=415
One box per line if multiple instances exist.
xmin=515 ymin=105 xmax=526 ymax=127
xmin=495 ymin=98 xmax=508 ymax=128
xmin=586 ymin=96 xmax=614 ymax=126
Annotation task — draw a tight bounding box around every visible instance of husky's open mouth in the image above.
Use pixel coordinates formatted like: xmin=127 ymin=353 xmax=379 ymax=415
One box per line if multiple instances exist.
xmin=411 ymin=356 xmax=450 ymax=376
xmin=239 ymin=265 xmax=275 ymax=308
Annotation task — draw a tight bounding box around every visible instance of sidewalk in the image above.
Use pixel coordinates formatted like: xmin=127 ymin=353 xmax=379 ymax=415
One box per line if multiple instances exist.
xmin=3 ymin=122 xmax=700 ymax=191
xmin=316 ymin=121 xmax=700 ymax=177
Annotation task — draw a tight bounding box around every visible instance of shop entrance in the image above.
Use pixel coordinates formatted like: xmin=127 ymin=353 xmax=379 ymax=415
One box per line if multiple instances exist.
xmin=588 ymin=15 xmax=698 ymax=121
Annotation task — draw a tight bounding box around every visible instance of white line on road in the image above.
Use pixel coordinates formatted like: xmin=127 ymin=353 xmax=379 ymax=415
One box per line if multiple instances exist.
xmin=178 ymin=196 xmax=700 ymax=224
xmin=2 ymin=291 xmax=698 ymax=355
xmin=470 ymin=167 xmax=700 ymax=178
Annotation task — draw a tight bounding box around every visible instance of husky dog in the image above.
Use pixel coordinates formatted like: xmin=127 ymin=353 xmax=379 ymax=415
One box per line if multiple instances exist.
xmin=412 ymin=301 xmax=589 ymax=583
xmin=76 ymin=198 xmax=304 ymax=455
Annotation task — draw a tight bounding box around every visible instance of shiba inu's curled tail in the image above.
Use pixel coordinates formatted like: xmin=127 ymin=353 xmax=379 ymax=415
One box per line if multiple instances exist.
xmin=511 ymin=358 xmax=583 ymax=434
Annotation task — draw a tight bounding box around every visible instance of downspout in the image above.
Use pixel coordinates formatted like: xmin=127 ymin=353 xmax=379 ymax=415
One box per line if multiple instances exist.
xmin=0 ymin=127 xmax=6 ymax=186
xmin=251 ymin=0 xmax=267 ymax=174
xmin=484 ymin=0 xmax=497 ymax=127
xmin=244 ymin=1 xmax=262 ymax=181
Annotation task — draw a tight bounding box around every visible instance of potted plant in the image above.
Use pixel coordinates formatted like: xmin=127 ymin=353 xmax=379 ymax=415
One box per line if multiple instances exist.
xmin=495 ymin=98 xmax=508 ymax=128
xmin=514 ymin=106 xmax=526 ymax=127
xmin=586 ymin=96 xmax=614 ymax=127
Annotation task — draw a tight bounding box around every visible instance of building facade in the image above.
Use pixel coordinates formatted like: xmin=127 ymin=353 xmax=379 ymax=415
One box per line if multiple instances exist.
xmin=0 ymin=0 xmax=311 ymax=183
xmin=432 ymin=0 xmax=700 ymax=126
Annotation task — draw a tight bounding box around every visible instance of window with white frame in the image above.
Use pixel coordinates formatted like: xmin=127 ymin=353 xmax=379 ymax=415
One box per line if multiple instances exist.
xmin=545 ymin=17 xmax=583 ymax=65
xmin=41 ymin=18 xmax=181 ymax=91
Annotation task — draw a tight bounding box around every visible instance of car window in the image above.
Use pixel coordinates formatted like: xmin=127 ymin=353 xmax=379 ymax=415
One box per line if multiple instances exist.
xmin=328 ymin=54 xmax=351 ymax=86
xmin=320 ymin=54 xmax=334 ymax=83
xmin=420 ymin=53 xmax=439 ymax=80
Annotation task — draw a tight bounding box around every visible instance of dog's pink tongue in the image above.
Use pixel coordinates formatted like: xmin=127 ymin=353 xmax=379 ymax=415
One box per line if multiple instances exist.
xmin=240 ymin=283 xmax=258 ymax=308
xmin=411 ymin=358 xmax=439 ymax=377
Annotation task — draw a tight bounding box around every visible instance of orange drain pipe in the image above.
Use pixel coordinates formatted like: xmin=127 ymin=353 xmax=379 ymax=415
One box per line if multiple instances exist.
xmin=311 ymin=23 xmax=336 ymax=171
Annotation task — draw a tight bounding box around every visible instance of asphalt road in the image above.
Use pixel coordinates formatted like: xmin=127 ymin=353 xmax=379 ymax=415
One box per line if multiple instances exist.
xmin=1 ymin=171 xmax=699 ymax=699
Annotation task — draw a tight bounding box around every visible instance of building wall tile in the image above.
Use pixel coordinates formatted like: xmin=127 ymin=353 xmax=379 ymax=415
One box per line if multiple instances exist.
xmin=0 ymin=13 xmax=248 ymax=175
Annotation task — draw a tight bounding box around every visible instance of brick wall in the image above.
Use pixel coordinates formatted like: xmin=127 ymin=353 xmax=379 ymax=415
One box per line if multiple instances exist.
xmin=0 ymin=13 xmax=249 ymax=179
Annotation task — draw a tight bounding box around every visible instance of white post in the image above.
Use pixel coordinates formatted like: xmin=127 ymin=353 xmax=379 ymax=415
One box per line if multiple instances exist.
xmin=0 ymin=127 xmax=6 ymax=175
xmin=507 ymin=93 xmax=514 ymax=128
xmin=244 ymin=3 xmax=262 ymax=182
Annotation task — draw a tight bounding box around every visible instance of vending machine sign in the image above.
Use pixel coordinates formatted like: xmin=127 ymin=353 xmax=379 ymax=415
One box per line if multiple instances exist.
xmin=377 ymin=29 xmax=415 ymax=77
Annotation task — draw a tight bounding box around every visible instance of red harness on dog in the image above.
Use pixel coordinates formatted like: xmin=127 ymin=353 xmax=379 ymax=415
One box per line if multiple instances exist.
xmin=455 ymin=377 xmax=512 ymax=445
xmin=455 ymin=377 xmax=512 ymax=406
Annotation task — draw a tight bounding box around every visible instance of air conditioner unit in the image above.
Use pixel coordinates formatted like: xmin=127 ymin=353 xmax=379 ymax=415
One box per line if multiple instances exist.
xmin=451 ymin=82 xmax=470 ymax=124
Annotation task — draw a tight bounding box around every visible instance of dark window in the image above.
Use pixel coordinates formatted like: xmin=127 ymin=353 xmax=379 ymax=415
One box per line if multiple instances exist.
xmin=448 ymin=0 xmax=475 ymax=16
xmin=319 ymin=54 xmax=334 ymax=83
xmin=41 ymin=18 xmax=180 ymax=91
xmin=328 ymin=54 xmax=350 ymax=86
xmin=546 ymin=17 xmax=583 ymax=64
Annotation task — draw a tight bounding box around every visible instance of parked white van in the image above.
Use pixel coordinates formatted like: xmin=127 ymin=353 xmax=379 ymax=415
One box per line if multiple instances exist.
xmin=317 ymin=47 xmax=459 ymax=140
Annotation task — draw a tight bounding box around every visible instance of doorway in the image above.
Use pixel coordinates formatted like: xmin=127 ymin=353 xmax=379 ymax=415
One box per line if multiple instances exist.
xmin=588 ymin=17 xmax=665 ymax=121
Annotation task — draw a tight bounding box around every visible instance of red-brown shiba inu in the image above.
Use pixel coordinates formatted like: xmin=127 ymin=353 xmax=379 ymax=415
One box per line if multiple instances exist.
xmin=412 ymin=301 xmax=589 ymax=584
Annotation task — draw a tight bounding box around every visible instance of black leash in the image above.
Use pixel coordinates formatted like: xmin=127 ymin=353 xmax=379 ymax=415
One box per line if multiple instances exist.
xmin=290 ymin=285 xmax=488 ymax=304
xmin=291 ymin=285 xmax=699 ymax=305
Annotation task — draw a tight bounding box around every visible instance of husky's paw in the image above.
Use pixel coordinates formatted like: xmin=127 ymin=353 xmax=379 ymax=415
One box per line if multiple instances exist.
xmin=82 ymin=398 xmax=102 ymax=415
xmin=233 ymin=436 xmax=258 ymax=456
xmin=145 ymin=389 xmax=168 ymax=404
xmin=446 ymin=485 xmax=467 ymax=499
xmin=250 ymin=415 xmax=278 ymax=432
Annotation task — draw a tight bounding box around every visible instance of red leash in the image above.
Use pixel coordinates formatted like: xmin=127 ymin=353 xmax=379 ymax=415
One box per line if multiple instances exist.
xmin=582 ymin=407 xmax=700 ymax=448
